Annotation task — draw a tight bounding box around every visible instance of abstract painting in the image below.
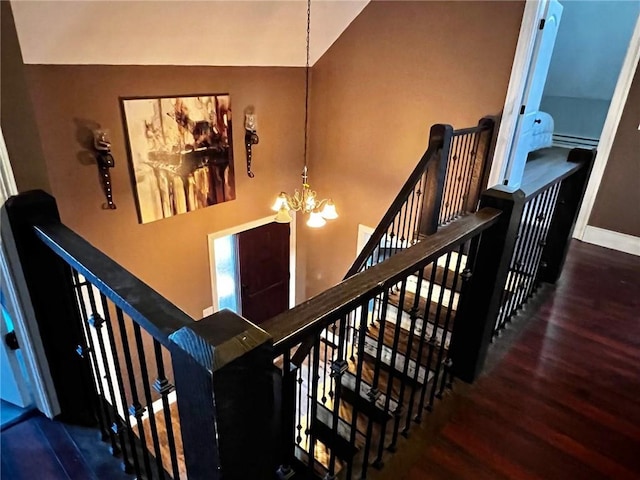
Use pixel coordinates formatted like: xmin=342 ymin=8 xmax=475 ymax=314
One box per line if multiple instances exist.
xmin=121 ymin=94 xmax=235 ymax=224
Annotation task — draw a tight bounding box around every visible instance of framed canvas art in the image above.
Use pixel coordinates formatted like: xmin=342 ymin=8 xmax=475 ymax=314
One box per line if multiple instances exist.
xmin=121 ymin=94 xmax=235 ymax=224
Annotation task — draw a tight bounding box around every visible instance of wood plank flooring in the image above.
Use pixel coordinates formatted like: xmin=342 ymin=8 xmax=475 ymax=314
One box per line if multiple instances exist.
xmin=372 ymin=240 xmax=640 ymax=479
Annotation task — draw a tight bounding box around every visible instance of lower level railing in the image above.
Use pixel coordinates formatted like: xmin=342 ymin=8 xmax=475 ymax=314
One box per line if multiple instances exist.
xmin=1 ymin=148 xmax=594 ymax=479
xmin=263 ymin=209 xmax=500 ymax=479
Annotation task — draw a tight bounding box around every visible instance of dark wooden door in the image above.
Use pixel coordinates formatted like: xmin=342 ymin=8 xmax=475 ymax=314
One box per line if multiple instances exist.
xmin=237 ymin=222 xmax=290 ymax=324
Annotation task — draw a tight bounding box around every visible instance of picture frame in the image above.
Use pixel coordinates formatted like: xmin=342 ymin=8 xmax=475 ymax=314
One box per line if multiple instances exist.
xmin=120 ymin=93 xmax=235 ymax=224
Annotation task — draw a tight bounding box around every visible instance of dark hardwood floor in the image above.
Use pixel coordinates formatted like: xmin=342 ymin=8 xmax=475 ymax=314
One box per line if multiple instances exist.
xmin=375 ymin=240 xmax=640 ymax=480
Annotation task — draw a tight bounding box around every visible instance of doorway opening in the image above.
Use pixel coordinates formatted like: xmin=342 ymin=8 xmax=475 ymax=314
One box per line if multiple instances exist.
xmin=489 ymin=0 xmax=640 ymax=239
xmin=208 ymin=214 xmax=296 ymax=324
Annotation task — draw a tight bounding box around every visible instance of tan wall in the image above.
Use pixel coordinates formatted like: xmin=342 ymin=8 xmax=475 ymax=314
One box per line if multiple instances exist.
xmin=588 ymin=64 xmax=640 ymax=237
xmin=1 ymin=1 xmax=51 ymax=193
xmin=24 ymin=65 xmax=306 ymax=318
xmin=304 ymin=0 xmax=524 ymax=297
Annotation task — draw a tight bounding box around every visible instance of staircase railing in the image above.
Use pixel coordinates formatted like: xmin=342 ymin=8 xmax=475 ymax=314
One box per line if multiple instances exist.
xmin=344 ymin=118 xmax=494 ymax=279
xmin=262 ymin=208 xmax=502 ymax=479
xmin=1 ymin=147 xmax=594 ymax=479
xmin=1 ymin=190 xmax=276 ymax=480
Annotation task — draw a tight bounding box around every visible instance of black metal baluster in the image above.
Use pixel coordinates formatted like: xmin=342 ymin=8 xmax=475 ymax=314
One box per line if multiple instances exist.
xmin=346 ymin=299 xmax=372 ymax=480
xmin=328 ymin=315 xmax=349 ymax=477
xmin=328 ymin=322 xmax=338 ymax=401
xmin=427 ymin=251 xmax=455 ymax=411
xmin=412 ymin=260 xmax=439 ymax=424
xmin=307 ymin=338 xmax=321 ymax=473
xmin=99 ymin=294 xmax=133 ymax=472
xmin=296 ymin=359 xmax=304 ymax=447
xmin=71 ymin=271 xmax=109 ymax=442
xmin=277 ymin=350 xmax=295 ymax=480
xmin=405 ymin=183 xmax=418 ymax=247
xmin=132 ymin=323 xmax=166 ymax=479
xmin=461 ymin=131 xmax=480 ymax=213
xmin=443 ymin=136 xmax=462 ymax=223
xmin=85 ymin=285 xmax=121 ymax=456
xmin=321 ymin=327 xmax=329 ymax=404
xmin=373 ymin=278 xmax=408 ymax=467
xmin=115 ymin=311 xmax=153 ymax=477
xmin=152 ymin=340 xmax=180 ymax=480
xmin=448 ymin=135 xmax=465 ymax=222
xmin=437 ymin=243 xmax=465 ymax=398
xmin=414 ymin=172 xmax=427 ymax=238
xmin=457 ymin=132 xmax=476 ymax=216
xmin=390 ymin=267 xmax=424 ymax=446
xmin=397 ymin=199 xmax=411 ymax=254
xmin=522 ymin=185 xmax=559 ymax=300
xmin=502 ymin=196 xmax=538 ymax=326
xmin=305 ymin=346 xmax=313 ymax=449
xmin=512 ymin=192 xmax=546 ymax=311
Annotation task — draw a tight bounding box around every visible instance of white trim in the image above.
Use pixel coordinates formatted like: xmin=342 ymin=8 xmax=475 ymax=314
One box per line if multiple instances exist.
xmin=0 ymin=128 xmax=18 ymax=204
xmin=487 ymin=0 xmax=549 ymax=188
xmin=0 ymin=127 xmax=60 ymax=418
xmin=356 ymin=224 xmax=374 ymax=256
xmin=582 ymin=226 xmax=640 ymax=257
xmin=207 ymin=213 xmax=297 ymax=316
xmin=573 ymin=16 xmax=640 ymax=241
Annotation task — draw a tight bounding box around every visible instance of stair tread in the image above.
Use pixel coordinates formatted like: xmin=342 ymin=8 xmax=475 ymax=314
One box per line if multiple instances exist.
xmin=362 ymin=335 xmax=433 ymax=386
xmin=312 ymin=404 xmax=359 ymax=460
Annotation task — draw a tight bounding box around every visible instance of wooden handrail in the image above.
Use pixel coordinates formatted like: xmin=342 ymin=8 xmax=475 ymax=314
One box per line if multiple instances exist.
xmin=263 ymin=207 xmax=501 ymax=355
xmin=34 ymin=222 xmax=194 ymax=347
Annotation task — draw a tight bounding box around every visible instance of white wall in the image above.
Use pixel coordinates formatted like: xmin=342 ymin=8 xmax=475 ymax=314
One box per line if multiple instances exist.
xmin=541 ymin=0 xmax=640 ymax=138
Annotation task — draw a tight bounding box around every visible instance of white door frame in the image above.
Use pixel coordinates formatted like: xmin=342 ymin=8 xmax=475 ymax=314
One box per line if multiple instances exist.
xmin=207 ymin=213 xmax=297 ymax=316
xmin=489 ymin=1 xmax=640 ymax=240
xmin=573 ymin=16 xmax=640 ymax=240
xmin=487 ymin=0 xmax=550 ymax=188
xmin=0 ymin=127 xmax=59 ymax=417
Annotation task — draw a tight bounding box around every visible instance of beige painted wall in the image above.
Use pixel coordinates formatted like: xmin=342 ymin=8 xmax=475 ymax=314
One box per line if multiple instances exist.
xmin=1 ymin=1 xmax=51 ymax=193
xmin=304 ymin=0 xmax=525 ymax=297
xmin=588 ymin=64 xmax=640 ymax=237
xmin=23 ymin=65 xmax=306 ymax=318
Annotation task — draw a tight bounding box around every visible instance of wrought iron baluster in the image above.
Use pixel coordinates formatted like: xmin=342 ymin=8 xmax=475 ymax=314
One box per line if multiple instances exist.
xmin=437 ymin=243 xmax=466 ymax=398
xmin=85 ymin=284 xmax=121 ymax=456
xmin=391 ymin=267 xmax=424 ymax=445
xmin=132 ymin=323 xmax=166 ymax=479
xmin=412 ymin=259 xmax=439 ymax=424
xmin=70 ymin=270 xmax=109 ymax=442
xmin=99 ymin=294 xmax=133 ymax=472
xmin=152 ymin=340 xmax=180 ymax=480
xmin=307 ymin=339 xmax=321 ymax=473
xmin=114 ymin=310 xmax=153 ymax=477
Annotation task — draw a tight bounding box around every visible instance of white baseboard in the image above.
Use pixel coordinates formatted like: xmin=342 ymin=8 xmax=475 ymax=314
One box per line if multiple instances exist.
xmin=581 ymin=226 xmax=640 ymax=256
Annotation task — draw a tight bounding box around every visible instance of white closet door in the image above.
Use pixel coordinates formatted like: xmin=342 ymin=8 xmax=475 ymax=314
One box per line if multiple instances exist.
xmin=504 ymin=0 xmax=564 ymax=188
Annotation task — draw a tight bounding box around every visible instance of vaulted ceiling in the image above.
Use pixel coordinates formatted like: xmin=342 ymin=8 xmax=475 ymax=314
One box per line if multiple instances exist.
xmin=10 ymin=0 xmax=369 ymax=67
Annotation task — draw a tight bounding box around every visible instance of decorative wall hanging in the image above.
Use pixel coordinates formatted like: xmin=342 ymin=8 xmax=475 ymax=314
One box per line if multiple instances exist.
xmin=244 ymin=105 xmax=259 ymax=178
xmin=92 ymin=129 xmax=116 ymax=210
xmin=121 ymin=94 xmax=235 ymax=224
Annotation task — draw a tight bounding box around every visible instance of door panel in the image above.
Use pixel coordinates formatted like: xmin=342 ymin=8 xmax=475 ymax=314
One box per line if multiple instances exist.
xmin=505 ymin=0 xmax=563 ymax=186
xmin=237 ymin=222 xmax=290 ymax=324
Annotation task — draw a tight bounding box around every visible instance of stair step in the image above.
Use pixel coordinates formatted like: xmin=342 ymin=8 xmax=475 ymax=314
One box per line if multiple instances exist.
xmin=311 ymin=404 xmax=359 ymax=461
xmin=381 ymin=305 xmax=452 ymax=351
xmin=362 ymin=335 xmax=435 ymax=386
xmin=339 ymin=371 xmax=395 ymax=424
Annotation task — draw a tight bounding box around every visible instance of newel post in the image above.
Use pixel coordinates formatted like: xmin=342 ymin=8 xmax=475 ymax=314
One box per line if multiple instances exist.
xmin=449 ymin=187 xmax=526 ymax=382
xmin=169 ymin=309 xmax=276 ymax=480
xmin=1 ymin=190 xmax=97 ymax=424
xmin=420 ymin=124 xmax=454 ymax=235
xmin=538 ymin=148 xmax=596 ymax=284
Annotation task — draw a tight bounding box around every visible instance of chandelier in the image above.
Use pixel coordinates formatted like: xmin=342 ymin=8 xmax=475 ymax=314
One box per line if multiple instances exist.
xmin=272 ymin=0 xmax=338 ymax=228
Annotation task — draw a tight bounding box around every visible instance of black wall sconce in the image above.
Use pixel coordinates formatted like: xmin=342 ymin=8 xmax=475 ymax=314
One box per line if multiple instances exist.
xmin=92 ymin=129 xmax=116 ymax=209
xmin=244 ymin=106 xmax=259 ymax=178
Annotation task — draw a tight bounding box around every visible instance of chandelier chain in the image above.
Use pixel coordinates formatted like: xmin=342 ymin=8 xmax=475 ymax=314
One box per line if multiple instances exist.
xmin=303 ymin=0 xmax=311 ymax=173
